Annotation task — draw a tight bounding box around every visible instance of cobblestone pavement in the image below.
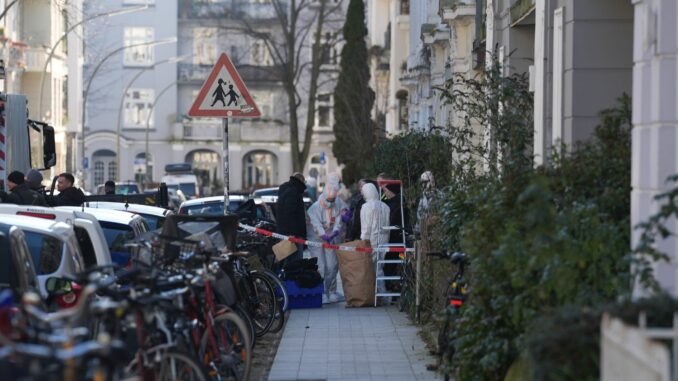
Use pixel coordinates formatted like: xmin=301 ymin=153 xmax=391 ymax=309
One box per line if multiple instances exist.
xmin=267 ymin=302 xmax=442 ymax=381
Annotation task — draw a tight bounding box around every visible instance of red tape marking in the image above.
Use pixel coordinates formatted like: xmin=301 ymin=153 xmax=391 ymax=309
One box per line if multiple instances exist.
xmin=288 ymin=237 xmax=305 ymax=244
xmin=255 ymin=228 xmax=272 ymax=237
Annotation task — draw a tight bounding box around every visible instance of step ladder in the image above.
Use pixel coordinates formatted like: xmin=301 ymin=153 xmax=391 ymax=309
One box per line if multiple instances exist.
xmin=374 ymin=243 xmax=405 ymax=306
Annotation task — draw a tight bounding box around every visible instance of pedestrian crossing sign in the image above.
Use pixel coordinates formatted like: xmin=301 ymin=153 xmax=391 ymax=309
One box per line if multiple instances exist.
xmin=188 ymin=53 xmax=261 ymax=118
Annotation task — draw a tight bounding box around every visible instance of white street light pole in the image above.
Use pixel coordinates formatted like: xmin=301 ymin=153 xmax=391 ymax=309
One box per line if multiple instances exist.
xmin=114 ymin=55 xmax=189 ymax=180
xmin=37 ymin=5 xmax=148 ymax=119
xmin=79 ymin=37 xmax=176 ymax=190
xmin=143 ymin=80 xmax=178 ymax=187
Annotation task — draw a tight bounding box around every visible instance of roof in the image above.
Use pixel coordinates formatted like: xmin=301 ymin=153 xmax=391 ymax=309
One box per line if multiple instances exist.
xmin=83 ymin=201 xmax=173 ymax=218
xmin=55 ymin=207 xmax=142 ymax=225
xmin=0 ymin=214 xmax=72 ymax=238
xmin=180 ymin=194 xmax=248 ymax=209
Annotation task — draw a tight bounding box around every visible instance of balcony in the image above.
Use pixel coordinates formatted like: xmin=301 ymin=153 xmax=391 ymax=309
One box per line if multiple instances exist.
xmin=178 ymin=0 xmax=278 ymax=20
xmin=440 ymin=0 xmax=476 ymax=22
xmin=510 ymin=0 xmax=536 ymax=26
xmin=183 ymin=120 xmax=223 ymax=140
xmin=24 ymin=47 xmax=47 ymax=72
xmin=178 ymin=62 xmax=285 ymax=84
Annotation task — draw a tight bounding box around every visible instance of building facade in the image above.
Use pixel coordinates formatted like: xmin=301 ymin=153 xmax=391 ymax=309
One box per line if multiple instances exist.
xmin=0 ymin=0 xmax=83 ymax=180
xmin=84 ymin=0 xmax=343 ymax=195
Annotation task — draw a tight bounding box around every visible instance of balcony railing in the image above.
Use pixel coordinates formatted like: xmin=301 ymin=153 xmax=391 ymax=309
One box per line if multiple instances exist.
xmin=183 ymin=121 xmax=223 ymax=140
xmin=178 ymin=0 xmax=278 ymax=20
xmin=510 ymin=0 xmax=535 ymax=25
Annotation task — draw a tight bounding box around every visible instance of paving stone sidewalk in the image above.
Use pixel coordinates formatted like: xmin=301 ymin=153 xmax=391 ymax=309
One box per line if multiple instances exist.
xmin=268 ymin=301 xmax=442 ymax=381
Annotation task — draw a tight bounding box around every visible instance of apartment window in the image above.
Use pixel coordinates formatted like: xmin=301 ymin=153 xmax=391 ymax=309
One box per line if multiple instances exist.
xmin=124 ymin=27 xmax=154 ymax=66
xmin=250 ymin=39 xmax=272 ymax=66
xmin=243 ymin=151 xmax=276 ymax=191
xmin=124 ymin=89 xmax=154 ymax=128
xmin=315 ymin=93 xmax=332 ymax=129
xmin=313 ymin=31 xmax=338 ymax=66
xmin=194 ymin=27 xmax=217 ymax=65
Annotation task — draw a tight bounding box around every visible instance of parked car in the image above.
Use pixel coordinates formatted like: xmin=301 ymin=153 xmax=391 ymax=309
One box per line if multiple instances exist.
xmin=0 ymin=205 xmax=113 ymax=270
xmin=0 ymin=215 xmax=85 ymax=300
xmin=56 ymin=207 xmax=149 ymax=267
xmin=83 ymin=201 xmax=174 ymax=230
xmin=178 ymin=195 xmax=274 ymax=221
xmin=0 ymin=222 xmax=40 ymax=302
xmin=95 ymin=181 xmax=141 ymax=195
xmin=251 ymin=187 xmax=313 ymax=218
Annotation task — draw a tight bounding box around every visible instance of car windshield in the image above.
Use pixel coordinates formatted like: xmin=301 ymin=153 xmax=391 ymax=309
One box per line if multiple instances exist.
xmin=180 ymin=201 xmax=242 ymax=215
xmin=139 ymin=213 xmax=164 ymax=230
xmin=99 ymin=221 xmax=135 ymax=265
xmin=24 ymin=231 xmax=64 ymax=276
xmin=168 ymin=183 xmax=196 ymax=198
xmin=253 ymin=189 xmax=278 ymax=197
xmin=116 ymin=184 xmax=140 ymax=194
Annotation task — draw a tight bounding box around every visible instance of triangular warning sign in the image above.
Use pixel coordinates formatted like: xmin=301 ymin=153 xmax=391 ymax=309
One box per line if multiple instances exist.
xmin=188 ymin=53 xmax=261 ymax=118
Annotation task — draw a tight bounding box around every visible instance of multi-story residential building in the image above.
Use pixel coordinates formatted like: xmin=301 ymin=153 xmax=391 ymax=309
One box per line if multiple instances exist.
xmin=0 ymin=0 xmax=83 ymax=178
xmin=84 ymin=0 xmax=342 ymax=194
xmin=367 ymin=0 xmax=410 ymax=136
xmin=488 ymin=0 xmax=633 ymax=164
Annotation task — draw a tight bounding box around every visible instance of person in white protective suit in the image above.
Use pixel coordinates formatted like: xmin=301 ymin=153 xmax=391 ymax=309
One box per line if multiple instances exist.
xmin=415 ymin=171 xmax=441 ymax=235
xmin=359 ymin=183 xmax=390 ymax=294
xmin=307 ymin=183 xmax=346 ymax=304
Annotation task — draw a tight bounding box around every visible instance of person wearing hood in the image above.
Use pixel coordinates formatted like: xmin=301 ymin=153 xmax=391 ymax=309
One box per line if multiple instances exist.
xmin=359 ymin=182 xmax=390 ymax=293
xmin=25 ymin=169 xmax=45 ymax=194
xmin=415 ymin=171 xmax=441 ymax=235
xmin=276 ymin=173 xmax=308 ymax=264
xmin=307 ymin=183 xmax=345 ymax=304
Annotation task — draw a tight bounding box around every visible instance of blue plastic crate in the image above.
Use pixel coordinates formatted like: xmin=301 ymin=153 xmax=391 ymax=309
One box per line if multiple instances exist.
xmin=284 ymin=280 xmax=324 ymax=309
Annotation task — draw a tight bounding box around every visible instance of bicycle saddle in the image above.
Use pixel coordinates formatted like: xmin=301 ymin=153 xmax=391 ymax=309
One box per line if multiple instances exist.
xmin=451 ymin=252 xmax=467 ymax=264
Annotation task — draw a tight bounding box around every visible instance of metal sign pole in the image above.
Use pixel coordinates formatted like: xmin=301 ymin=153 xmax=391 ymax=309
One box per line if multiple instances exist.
xmin=222 ymin=117 xmax=229 ymax=215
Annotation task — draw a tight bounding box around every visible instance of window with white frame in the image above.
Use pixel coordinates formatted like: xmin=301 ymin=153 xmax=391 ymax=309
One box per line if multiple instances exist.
xmin=194 ymin=27 xmax=217 ymax=65
xmin=312 ymin=31 xmax=338 ymax=66
xmin=124 ymin=89 xmax=154 ymax=128
xmin=250 ymin=39 xmax=272 ymax=66
xmin=251 ymin=91 xmax=273 ymax=120
xmin=315 ymin=93 xmax=332 ymax=128
xmin=124 ymin=27 xmax=154 ymax=66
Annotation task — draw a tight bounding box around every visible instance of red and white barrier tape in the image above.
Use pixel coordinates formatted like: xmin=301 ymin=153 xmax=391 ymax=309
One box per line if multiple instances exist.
xmin=238 ymin=223 xmax=415 ymax=253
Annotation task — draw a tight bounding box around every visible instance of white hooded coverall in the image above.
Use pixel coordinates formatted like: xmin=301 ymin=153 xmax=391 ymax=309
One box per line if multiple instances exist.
xmin=307 ymin=185 xmax=345 ymax=295
xmin=360 ymin=183 xmax=390 ymax=293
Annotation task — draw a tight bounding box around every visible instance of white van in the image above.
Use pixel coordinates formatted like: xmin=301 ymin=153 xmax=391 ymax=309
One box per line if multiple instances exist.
xmin=57 ymin=207 xmax=149 ymax=267
xmin=161 ymin=173 xmax=200 ymax=200
xmin=0 ymin=215 xmax=85 ymax=299
xmin=0 ymin=205 xmax=113 ymax=269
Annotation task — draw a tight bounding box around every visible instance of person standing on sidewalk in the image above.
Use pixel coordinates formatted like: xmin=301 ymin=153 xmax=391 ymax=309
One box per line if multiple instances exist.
xmin=307 ymin=183 xmax=345 ymax=304
xmin=276 ymin=173 xmax=307 ymax=264
xmin=359 ymin=183 xmax=390 ymax=294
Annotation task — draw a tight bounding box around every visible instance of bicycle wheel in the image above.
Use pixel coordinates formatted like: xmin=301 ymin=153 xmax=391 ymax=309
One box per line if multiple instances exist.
xmin=232 ymin=303 xmax=256 ymax=349
xmin=154 ymin=350 xmax=209 ymax=381
xmin=245 ymin=273 xmax=276 ymax=337
xmin=199 ymin=311 xmax=252 ymax=381
xmin=256 ymin=268 xmax=289 ymax=312
xmin=267 ymin=293 xmax=286 ymax=334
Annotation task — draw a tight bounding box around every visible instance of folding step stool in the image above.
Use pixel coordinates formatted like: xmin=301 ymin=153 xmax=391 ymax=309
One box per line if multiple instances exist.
xmin=374 ymin=242 xmax=405 ymax=306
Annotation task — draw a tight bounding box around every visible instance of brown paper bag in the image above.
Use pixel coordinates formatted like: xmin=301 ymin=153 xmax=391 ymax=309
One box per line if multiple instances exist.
xmin=336 ymin=240 xmax=375 ymax=307
xmin=273 ymin=240 xmax=297 ymax=262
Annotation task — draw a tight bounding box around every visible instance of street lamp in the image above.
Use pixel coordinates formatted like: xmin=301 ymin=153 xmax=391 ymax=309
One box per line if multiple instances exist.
xmin=114 ymin=55 xmax=189 ymax=180
xmin=80 ymin=37 xmax=177 ymax=190
xmin=143 ymin=80 xmax=179 ymax=186
xmin=37 ymin=5 xmax=149 ymax=119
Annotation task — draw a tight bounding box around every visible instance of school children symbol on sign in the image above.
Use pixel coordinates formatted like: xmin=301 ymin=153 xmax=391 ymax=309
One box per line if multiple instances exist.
xmin=188 ymin=53 xmax=260 ymax=118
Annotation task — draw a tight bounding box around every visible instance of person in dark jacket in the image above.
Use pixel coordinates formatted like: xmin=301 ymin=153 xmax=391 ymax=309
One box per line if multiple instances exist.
xmin=104 ymin=180 xmax=116 ymax=195
xmin=47 ymin=172 xmax=85 ymax=206
xmin=2 ymin=171 xmax=48 ymax=206
xmin=382 ymin=181 xmax=409 ymax=291
xmin=25 ymin=169 xmax=45 ymax=194
xmin=276 ymin=173 xmax=307 ymax=264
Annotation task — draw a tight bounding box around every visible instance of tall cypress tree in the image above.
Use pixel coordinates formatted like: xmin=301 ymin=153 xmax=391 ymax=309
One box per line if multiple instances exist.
xmin=333 ymin=0 xmax=375 ymax=185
